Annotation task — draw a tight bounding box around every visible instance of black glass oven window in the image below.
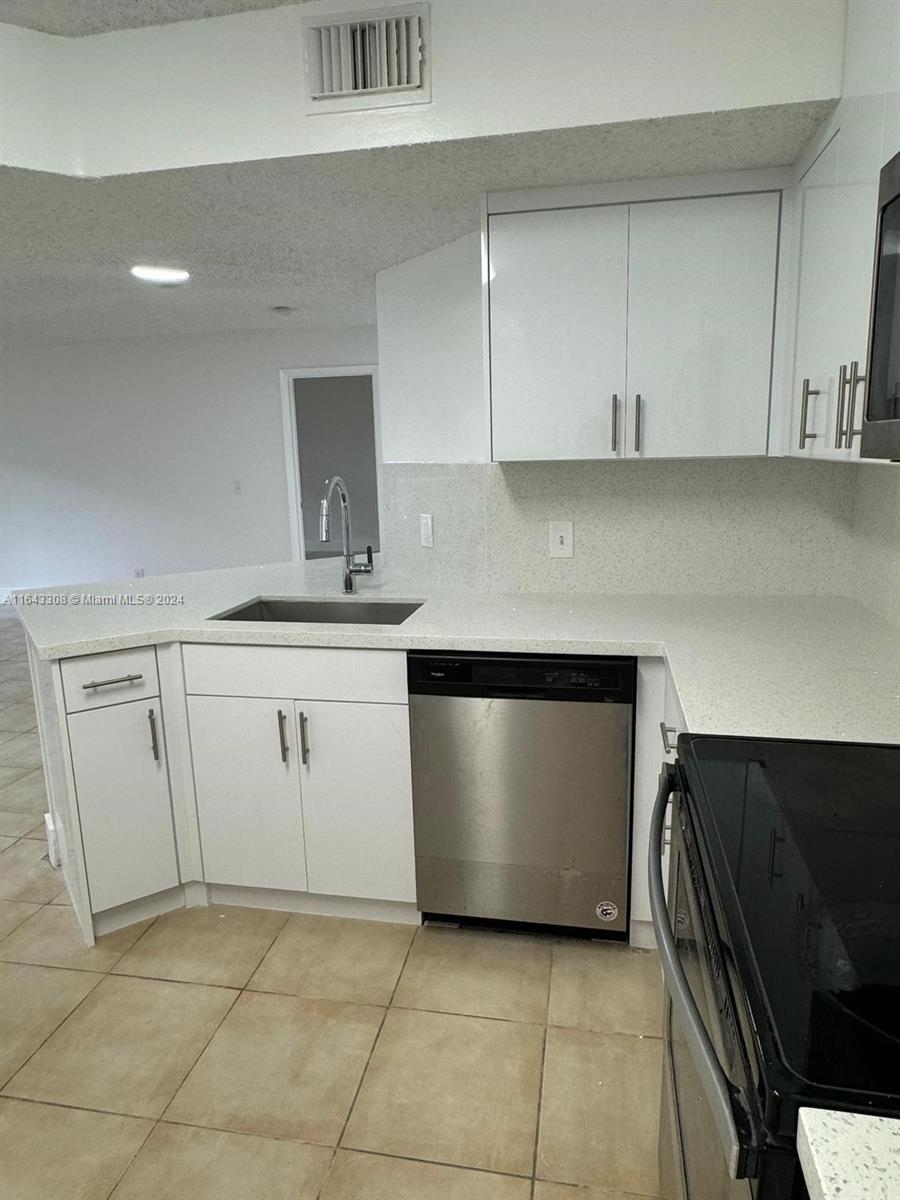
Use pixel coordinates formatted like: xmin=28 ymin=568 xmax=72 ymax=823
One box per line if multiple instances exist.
xmin=690 ymin=739 xmax=900 ymax=1097
xmin=868 ymin=193 xmax=900 ymax=422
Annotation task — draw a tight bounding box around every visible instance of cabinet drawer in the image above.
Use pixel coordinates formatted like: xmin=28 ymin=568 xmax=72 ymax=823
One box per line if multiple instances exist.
xmin=61 ymin=647 xmax=159 ymax=714
xmin=182 ymin=644 xmax=408 ymax=704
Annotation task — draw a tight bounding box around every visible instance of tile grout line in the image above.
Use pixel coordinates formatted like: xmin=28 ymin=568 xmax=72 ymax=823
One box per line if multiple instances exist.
xmin=313 ymin=924 xmax=422 ymax=1200
xmin=529 ymin=943 xmax=555 ymax=1200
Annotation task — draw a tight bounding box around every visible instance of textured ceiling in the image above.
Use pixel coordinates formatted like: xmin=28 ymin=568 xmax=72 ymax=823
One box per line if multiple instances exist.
xmin=0 ymin=101 xmax=834 ymax=344
xmin=0 ymin=0 xmax=311 ymax=37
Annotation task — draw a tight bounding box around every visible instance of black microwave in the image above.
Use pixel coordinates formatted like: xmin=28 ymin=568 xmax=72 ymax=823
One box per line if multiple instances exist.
xmin=861 ymin=151 xmax=900 ymax=460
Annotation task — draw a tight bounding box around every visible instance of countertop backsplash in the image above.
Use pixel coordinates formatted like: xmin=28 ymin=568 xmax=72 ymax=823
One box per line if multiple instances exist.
xmin=378 ymin=458 xmax=895 ymax=613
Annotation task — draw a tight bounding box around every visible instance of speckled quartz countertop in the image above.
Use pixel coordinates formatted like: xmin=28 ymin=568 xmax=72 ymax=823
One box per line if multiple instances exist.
xmin=9 ymin=559 xmax=900 ymax=742
xmin=798 ymin=1109 xmax=900 ymax=1200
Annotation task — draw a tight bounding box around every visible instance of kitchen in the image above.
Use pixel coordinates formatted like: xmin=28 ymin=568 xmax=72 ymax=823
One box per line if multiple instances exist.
xmin=0 ymin=1 xmax=898 ymax=1198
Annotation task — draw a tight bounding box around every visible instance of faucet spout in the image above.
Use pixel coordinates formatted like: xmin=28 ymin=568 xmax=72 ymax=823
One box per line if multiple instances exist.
xmin=318 ymin=475 xmax=373 ymax=594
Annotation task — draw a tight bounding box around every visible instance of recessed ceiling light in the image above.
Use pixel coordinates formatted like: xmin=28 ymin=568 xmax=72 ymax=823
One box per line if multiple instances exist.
xmin=130 ymin=265 xmax=190 ymax=285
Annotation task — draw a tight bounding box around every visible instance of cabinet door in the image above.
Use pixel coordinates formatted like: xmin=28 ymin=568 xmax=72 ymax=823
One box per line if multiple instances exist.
xmin=188 ymin=695 xmax=306 ymax=891
xmin=68 ymin=698 xmax=179 ymax=912
xmin=791 ymin=135 xmax=845 ymax=457
xmin=489 ymin=205 xmax=628 ymax=461
xmin=627 ymin=192 xmax=779 ymax=458
xmin=296 ymin=700 xmax=415 ymax=902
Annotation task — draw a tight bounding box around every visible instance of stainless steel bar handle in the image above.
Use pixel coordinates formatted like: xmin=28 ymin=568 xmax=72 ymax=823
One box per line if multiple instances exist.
xmin=298 ymin=711 xmax=310 ymax=766
xmin=276 ymin=708 xmax=288 ymax=764
xmin=835 ymin=363 xmax=849 ymax=449
xmin=659 ymin=721 xmax=677 ymax=755
xmin=634 ymin=393 xmax=642 ymax=453
xmin=611 ymin=393 xmax=618 ymax=453
xmin=649 ymin=766 xmax=742 ymax=1179
xmin=845 ymin=359 xmax=866 ymax=448
xmin=148 ymin=708 xmax=160 ymax=762
xmin=82 ymin=672 xmax=143 ymax=691
xmin=798 ymin=378 xmax=820 ymax=449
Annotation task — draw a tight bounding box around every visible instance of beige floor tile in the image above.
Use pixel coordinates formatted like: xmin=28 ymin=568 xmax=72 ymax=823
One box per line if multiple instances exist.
xmin=0 ymin=962 xmax=101 ymax=1086
xmin=110 ymin=1122 xmax=332 ymax=1200
xmin=0 ymin=728 xmax=26 ymax=746
xmin=167 ymin=990 xmax=383 ymax=1143
xmin=22 ymin=820 xmax=46 ymax=840
xmin=51 ymin=886 xmax=73 ymax=905
xmin=4 ymin=974 xmax=237 ymax=1118
xmin=0 ymin=678 xmax=33 ymax=706
xmin=394 ymin=926 xmax=552 ymax=1022
xmin=113 ymin=904 xmax=288 ymax=987
xmin=0 ymin=835 xmax=16 ymax=852
xmin=0 ymin=810 xmax=41 ymax=837
xmin=0 ymin=699 xmax=37 ymax=732
xmin=533 ymin=1184 xmax=642 ymax=1200
xmin=0 ymin=768 xmax=46 ymax=815
xmin=0 ymin=732 xmax=42 ymax=771
xmin=343 ymin=1007 xmax=544 ymax=1176
xmin=321 ymin=1149 xmax=532 ymax=1199
xmin=248 ymin=913 xmax=415 ymax=1005
xmin=537 ymin=1027 xmax=662 ymax=1194
xmin=0 ymin=764 xmax=32 ymax=788
xmin=0 ymin=838 xmax=62 ymax=901
xmin=0 ymin=904 xmax=153 ymax=972
xmin=550 ymin=942 xmax=663 ymax=1037
xmin=0 ymin=899 xmax=41 ymax=939
xmin=0 ymin=1098 xmax=153 ymax=1200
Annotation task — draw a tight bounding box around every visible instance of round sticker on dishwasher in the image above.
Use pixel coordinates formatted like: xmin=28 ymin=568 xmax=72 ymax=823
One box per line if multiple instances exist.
xmin=595 ymin=901 xmax=618 ymax=922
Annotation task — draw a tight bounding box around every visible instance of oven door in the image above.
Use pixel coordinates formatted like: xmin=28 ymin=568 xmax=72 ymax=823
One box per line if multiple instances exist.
xmin=651 ymin=766 xmax=759 ymax=1199
xmin=861 ymin=152 xmax=900 ymax=460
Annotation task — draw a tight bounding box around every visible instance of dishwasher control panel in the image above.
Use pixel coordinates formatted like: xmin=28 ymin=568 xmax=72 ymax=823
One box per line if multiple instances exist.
xmin=408 ymin=652 xmax=635 ymax=703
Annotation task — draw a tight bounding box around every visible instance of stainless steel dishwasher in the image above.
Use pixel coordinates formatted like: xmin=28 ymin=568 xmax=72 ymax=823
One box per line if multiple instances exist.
xmin=408 ymin=652 xmax=635 ymax=935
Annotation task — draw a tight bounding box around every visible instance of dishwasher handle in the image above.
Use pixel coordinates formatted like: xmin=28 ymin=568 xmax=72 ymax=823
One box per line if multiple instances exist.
xmin=649 ymin=765 xmax=745 ymax=1180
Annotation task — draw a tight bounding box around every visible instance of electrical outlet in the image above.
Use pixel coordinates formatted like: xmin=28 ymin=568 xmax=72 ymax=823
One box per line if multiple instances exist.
xmin=420 ymin=513 xmax=434 ymax=548
xmin=549 ymin=520 xmax=574 ymax=558
xmin=232 ymin=479 xmax=243 ymax=496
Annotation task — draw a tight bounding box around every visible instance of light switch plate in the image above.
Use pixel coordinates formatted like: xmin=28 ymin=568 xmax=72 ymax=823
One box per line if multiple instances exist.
xmin=420 ymin=513 xmax=434 ymax=548
xmin=549 ymin=520 xmax=574 ymax=558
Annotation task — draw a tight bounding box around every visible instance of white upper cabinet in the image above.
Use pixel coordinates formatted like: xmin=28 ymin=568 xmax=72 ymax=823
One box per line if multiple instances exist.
xmin=488 ymin=190 xmax=780 ymax=461
xmin=489 ymin=205 xmax=628 ymax=461
xmin=626 ymin=193 xmax=779 ymax=459
xmin=789 ymin=0 xmax=899 ymax=461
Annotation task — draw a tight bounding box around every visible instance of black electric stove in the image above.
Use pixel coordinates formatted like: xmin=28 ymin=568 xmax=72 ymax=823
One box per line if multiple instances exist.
xmin=653 ymin=735 xmax=900 ymax=1199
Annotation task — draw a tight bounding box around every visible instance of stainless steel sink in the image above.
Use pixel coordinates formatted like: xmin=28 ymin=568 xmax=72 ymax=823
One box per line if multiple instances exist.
xmin=210 ymin=597 xmax=423 ymax=625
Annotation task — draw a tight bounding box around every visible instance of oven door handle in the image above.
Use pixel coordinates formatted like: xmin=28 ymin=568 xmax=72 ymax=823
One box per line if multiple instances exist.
xmin=649 ymin=764 xmax=743 ymax=1179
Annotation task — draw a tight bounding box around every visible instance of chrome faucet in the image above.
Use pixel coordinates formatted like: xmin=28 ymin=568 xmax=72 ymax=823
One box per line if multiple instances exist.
xmin=318 ymin=475 xmax=373 ymax=594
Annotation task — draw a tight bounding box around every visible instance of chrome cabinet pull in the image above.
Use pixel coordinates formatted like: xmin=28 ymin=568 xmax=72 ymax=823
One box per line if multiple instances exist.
xmin=835 ymin=363 xmax=849 ymax=449
xmin=298 ymin=711 xmax=310 ymax=766
xmin=276 ymin=708 xmax=288 ymax=764
xmin=148 ymin=708 xmax=160 ymax=762
xmin=660 ymin=721 xmax=677 ymax=755
xmin=798 ymin=378 xmax=820 ymax=449
xmin=611 ymin=393 xmax=618 ymax=453
xmin=634 ymin=393 xmax=642 ymax=453
xmin=82 ymin=672 xmax=143 ymax=691
xmin=845 ymin=359 xmax=866 ymax=449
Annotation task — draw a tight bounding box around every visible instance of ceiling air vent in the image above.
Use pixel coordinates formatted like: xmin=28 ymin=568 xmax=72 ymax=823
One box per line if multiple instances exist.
xmin=303 ymin=4 xmax=430 ymax=114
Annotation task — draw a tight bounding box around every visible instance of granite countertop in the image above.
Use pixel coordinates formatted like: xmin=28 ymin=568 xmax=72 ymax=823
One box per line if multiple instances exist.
xmin=9 ymin=558 xmax=900 ymax=743
xmin=798 ymin=1108 xmax=900 ymax=1200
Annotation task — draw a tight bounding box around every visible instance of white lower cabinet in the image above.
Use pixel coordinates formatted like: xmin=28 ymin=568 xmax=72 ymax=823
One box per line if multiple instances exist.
xmin=296 ymin=700 xmax=415 ymax=902
xmin=187 ymin=695 xmax=308 ymax=892
xmin=68 ymin=697 xmax=179 ymax=912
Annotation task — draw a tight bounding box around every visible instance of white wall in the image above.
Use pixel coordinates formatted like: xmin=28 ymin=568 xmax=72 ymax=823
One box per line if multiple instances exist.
xmin=376 ymin=232 xmax=487 ymax=463
xmin=0 ymin=326 xmax=376 ymax=591
xmin=1 ymin=0 xmax=847 ymax=176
